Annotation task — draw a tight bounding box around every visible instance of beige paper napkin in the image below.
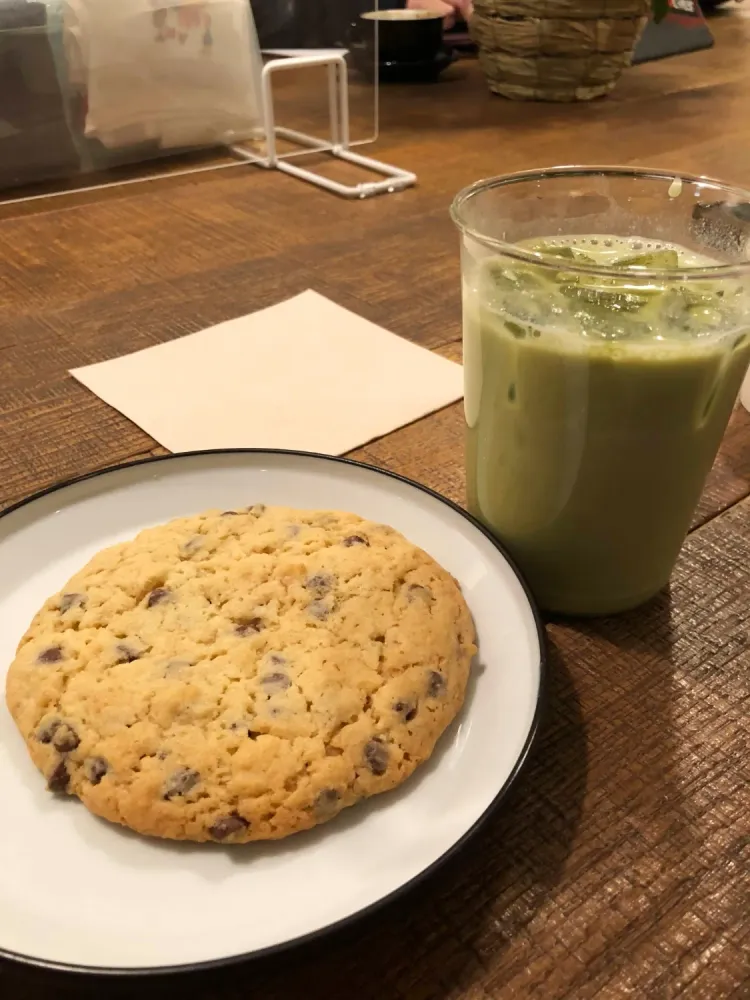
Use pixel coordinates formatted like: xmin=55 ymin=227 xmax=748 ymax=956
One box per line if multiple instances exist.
xmin=70 ymin=291 xmax=463 ymax=455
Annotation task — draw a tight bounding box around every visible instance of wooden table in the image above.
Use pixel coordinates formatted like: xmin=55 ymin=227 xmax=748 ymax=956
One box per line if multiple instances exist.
xmin=1 ymin=9 xmax=749 ymax=999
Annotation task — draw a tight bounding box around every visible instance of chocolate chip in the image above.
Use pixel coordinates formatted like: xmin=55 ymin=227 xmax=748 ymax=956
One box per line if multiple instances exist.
xmin=52 ymin=724 xmax=80 ymax=753
xmin=393 ymin=700 xmax=418 ymax=723
xmin=36 ymin=719 xmax=62 ymax=744
xmin=261 ymin=671 xmax=291 ymax=693
xmin=115 ymin=643 xmax=142 ymax=663
xmin=235 ymin=617 xmax=264 ymax=636
xmin=221 ymin=510 xmax=239 ymax=516
xmin=306 ymin=572 xmax=334 ymax=596
xmin=308 ymin=600 xmax=331 ymax=621
xmin=210 ymin=812 xmax=249 ymax=841
xmin=59 ymin=592 xmax=86 ymax=613
xmin=342 ymin=534 xmax=369 ymax=547
xmin=363 ymin=739 xmax=389 ymax=776
xmin=266 ymin=652 xmax=287 ymax=667
xmin=163 ymin=767 xmax=200 ymax=799
xmin=426 ymin=671 xmax=446 ymax=698
xmin=146 ymin=587 xmax=170 ymax=608
xmin=407 ymin=584 xmax=433 ymax=604
xmin=314 ymin=788 xmax=341 ymax=821
xmin=37 ymin=646 xmax=63 ymax=664
xmin=180 ymin=537 xmax=203 ymax=558
xmin=47 ymin=760 xmax=69 ymax=793
xmin=86 ymin=756 xmax=109 ymax=785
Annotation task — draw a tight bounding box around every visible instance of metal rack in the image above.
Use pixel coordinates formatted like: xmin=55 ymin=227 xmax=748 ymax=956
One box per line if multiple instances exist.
xmin=233 ymin=51 xmax=415 ymax=199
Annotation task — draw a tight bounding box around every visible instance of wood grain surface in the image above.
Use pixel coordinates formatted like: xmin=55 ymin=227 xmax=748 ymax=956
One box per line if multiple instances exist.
xmin=1 ymin=8 xmax=749 ymax=998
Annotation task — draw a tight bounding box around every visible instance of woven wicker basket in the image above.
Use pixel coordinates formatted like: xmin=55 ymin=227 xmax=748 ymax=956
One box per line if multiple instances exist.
xmin=471 ymin=0 xmax=651 ymax=102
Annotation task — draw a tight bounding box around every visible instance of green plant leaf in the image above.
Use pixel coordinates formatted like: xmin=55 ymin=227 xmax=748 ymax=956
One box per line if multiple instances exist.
xmin=651 ymin=0 xmax=670 ymax=23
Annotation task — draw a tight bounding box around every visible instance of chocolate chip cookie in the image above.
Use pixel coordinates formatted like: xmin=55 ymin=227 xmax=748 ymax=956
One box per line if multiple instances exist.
xmin=6 ymin=505 xmax=476 ymax=843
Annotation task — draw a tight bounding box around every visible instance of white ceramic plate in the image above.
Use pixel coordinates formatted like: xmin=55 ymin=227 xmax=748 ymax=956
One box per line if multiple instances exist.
xmin=0 ymin=451 xmax=544 ymax=975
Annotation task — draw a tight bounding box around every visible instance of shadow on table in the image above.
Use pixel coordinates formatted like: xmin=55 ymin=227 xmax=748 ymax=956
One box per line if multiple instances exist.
xmin=549 ymin=586 xmax=700 ymax=885
xmin=574 ymin=586 xmax=677 ymax=661
xmin=0 ymin=644 xmax=587 ymax=1000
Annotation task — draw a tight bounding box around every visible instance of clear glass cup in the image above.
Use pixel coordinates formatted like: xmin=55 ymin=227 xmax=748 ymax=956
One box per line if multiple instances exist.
xmin=451 ymin=167 xmax=750 ymax=616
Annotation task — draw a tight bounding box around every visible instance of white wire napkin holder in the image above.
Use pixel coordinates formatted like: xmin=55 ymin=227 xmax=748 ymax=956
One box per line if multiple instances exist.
xmin=235 ymin=50 xmax=416 ymax=199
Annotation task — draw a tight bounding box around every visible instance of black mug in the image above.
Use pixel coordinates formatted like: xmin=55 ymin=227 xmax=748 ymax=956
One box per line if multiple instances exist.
xmin=361 ymin=9 xmax=444 ymax=64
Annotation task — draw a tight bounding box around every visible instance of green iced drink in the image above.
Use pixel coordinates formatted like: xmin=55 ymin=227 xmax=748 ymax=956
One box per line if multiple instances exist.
xmin=464 ymin=236 xmax=750 ymax=615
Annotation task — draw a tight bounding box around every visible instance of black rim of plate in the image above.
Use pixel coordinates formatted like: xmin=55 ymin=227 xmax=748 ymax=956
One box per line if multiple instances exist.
xmin=0 ymin=448 xmax=548 ymax=977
